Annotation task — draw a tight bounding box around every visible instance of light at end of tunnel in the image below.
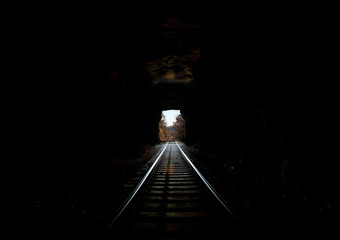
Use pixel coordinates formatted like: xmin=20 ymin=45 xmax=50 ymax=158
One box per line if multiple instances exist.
xmin=162 ymin=110 xmax=181 ymax=127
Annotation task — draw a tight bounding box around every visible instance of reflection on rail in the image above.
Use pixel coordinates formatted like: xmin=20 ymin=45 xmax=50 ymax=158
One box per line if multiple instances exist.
xmin=107 ymin=142 xmax=239 ymax=238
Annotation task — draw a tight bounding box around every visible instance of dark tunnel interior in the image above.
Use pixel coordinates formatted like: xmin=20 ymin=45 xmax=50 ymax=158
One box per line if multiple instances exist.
xmin=15 ymin=5 xmax=337 ymax=237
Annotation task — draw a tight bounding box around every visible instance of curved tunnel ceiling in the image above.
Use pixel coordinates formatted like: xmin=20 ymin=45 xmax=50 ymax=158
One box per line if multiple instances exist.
xmin=144 ymin=16 xmax=201 ymax=85
xmin=142 ymin=15 xmax=202 ymax=111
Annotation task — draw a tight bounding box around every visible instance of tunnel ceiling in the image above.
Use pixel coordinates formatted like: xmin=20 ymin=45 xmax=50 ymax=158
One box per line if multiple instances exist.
xmin=144 ymin=16 xmax=201 ymax=86
xmin=136 ymin=14 xmax=202 ymax=111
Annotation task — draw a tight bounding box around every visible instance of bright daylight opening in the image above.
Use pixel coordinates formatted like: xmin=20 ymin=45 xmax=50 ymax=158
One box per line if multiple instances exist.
xmin=159 ymin=110 xmax=186 ymax=142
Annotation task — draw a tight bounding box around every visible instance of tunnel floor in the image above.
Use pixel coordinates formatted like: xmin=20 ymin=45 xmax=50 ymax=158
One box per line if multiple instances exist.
xmin=16 ymin=142 xmax=336 ymax=237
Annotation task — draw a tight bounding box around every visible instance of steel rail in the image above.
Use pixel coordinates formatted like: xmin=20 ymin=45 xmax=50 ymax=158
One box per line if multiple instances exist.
xmin=107 ymin=142 xmax=169 ymax=229
xmin=175 ymin=141 xmax=240 ymax=221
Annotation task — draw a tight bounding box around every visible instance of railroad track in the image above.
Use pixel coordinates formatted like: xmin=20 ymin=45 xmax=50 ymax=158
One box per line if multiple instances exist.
xmin=107 ymin=142 xmax=239 ymax=239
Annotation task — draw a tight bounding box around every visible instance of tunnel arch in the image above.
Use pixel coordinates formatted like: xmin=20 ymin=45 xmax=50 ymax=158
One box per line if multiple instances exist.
xmin=18 ymin=9 xmax=337 ymax=233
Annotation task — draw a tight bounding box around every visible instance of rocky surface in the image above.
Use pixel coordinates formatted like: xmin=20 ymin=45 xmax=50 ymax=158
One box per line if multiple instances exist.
xmin=16 ymin=144 xmax=163 ymax=235
xmin=182 ymin=143 xmax=337 ymax=236
xmin=16 ymin=142 xmax=337 ymax=236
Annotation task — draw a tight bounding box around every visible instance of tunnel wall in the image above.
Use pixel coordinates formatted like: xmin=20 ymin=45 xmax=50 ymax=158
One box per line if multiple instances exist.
xmin=17 ymin=11 xmax=337 ymax=204
xmin=187 ymin=16 xmax=337 ymax=201
xmin=17 ymin=15 xmax=160 ymax=198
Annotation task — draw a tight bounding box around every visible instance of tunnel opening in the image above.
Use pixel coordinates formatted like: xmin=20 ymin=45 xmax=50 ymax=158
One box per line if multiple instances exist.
xmin=159 ymin=110 xmax=186 ymax=142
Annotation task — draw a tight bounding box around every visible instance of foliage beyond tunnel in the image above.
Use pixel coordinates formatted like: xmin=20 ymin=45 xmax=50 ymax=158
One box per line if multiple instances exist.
xmin=159 ymin=113 xmax=186 ymax=141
